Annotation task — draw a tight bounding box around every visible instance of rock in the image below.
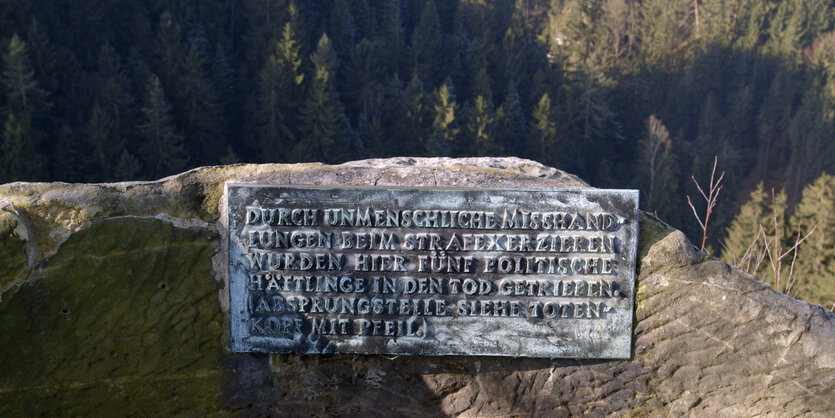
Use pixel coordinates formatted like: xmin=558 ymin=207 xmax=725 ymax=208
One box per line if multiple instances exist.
xmin=0 ymin=157 xmax=832 ymax=416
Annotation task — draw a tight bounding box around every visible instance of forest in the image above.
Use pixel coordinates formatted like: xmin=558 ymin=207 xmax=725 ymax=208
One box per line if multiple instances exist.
xmin=0 ymin=0 xmax=833 ymax=307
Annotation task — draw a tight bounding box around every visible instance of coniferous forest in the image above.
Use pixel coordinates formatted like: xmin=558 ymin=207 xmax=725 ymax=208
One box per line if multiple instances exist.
xmin=1 ymin=0 xmax=834 ymax=306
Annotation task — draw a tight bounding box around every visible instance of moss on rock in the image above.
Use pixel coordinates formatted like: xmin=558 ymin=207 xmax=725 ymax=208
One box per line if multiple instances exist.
xmin=0 ymin=218 xmax=224 ymax=416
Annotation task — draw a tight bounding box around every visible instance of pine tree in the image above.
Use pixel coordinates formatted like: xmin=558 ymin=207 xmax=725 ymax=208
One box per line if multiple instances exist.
xmin=720 ymin=183 xmax=789 ymax=280
xmin=138 ymin=75 xmax=188 ymax=179
xmin=1 ymin=35 xmax=47 ymax=181
xmin=113 ymin=150 xmax=142 ymax=180
xmin=378 ymin=0 xmax=405 ymax=75
xmin=0 ymin=113 xmax=42 ymax=181
xmin=526 ymin=93 xmax=557 ymax=163
xmin=787 ymin=87 xmax=832 ymax=200
xmin=344 ymin=38 xmax=384 ymax=120
xmin=463 ymin=95 xmax=496 ymax=156
xmin=501 ymin=1 xmax=534 ymax=91
xmin=409 ymin=0 xmax=442 ymax=85
xmin=294 ymin=34 xmax=349 ymax=163
xmin=155 ymin=11 xmax=185 ymax=90
xmin=383 ymin=74 xmax=428 ymax=156
xmin=53 ymin=123 xmax=84 ymax=183
xmin=790 ymin=173 xmax=835 ymax=305
xmin=1 ymin=34 xmax=45 ymax=115
xmin=83 ymin=104 xmax=118 ymax=180
xmin=180 ymin=42 xmax=225 ymax=165
xmin=77 ymin=44 xmax=139 ymax=181
xmin=255 ymin=21 xmax=304 ymax=162
xmin=327 ymin=0 xmax=356 ymax=64
xmin=496 ymin=83 xmax=527 ymax=156
xmin=721 ymin=183 xmax=769 ymax=268
xmin=242 ymin=0 xmax=292 ymax=70
xmin=426 ymin=81 xmax=458 ymax=156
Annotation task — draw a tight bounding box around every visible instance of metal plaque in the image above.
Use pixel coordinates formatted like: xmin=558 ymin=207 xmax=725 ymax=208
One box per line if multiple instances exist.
xmin=226 ymin=185 xmax=639 ymax=358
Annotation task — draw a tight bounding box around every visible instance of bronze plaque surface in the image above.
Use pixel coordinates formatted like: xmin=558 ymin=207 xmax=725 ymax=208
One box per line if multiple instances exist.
xmin=227 ymin=185 xmax=639 ymax=358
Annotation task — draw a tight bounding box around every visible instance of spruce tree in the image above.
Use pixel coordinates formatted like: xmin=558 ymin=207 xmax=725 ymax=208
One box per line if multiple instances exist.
xmin=2 ymin=34 xmax=45 ymax=115
xmin=242 ymin=0 xmax=292 ymax=71
xmin=378 ymin=0 xmax=405 ymax=75
xmin=496 ymin=83 xmax=526 ymax=156
xmin=790 ymin=173 xmax=835 ymax=305
xmin=294 ymin=34 xmax=349 ymax=163
xmin=526 ymin=93 xmax=557 ymax=163
xmin=344 ymin=38 xmax=383 ymax=120
xmin=180 ymin=44 xmax=224 ymax=165
xmin=426 ymin=81 xmax=458 ymax=156
xmin=501 ymin=0 xmax=533 ymax=92
xmin=113 ymin=150 xmax=142 ymax=180
xmin=255 ymin=21 xmax=304 ymax=162
xmin=0 ymin=113 xmax=42 ymax=181
xmin=1 ymin=35 xmax=47 ymax=181
xmin=327 ymin=0 xmax=355 ymax=64
xmin=383 ymin=74 xmax=427 ymax=156
xmin=409 ymin=0 xmax=442 ymax=85
xmin=84 ymin=104 xmax=118 ymax=180
xmin=463 ymin=95 xmax=496 ymax=156
xmin=138 ymin=75 xmax=188 ymax=179
xmin=720 ymin=183 xmax=789 ymax=280
xmin=721 ymin=184 xmax=769 ymax=268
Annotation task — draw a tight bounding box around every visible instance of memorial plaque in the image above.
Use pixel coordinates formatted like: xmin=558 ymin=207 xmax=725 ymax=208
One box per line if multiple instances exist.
xmin=226 ymin=185 xmax=639 ymax=358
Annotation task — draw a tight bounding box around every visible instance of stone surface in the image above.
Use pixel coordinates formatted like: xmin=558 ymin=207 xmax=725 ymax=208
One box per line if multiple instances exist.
xmin=227 ymin=185 xmax=639 ymax=358
xmin=0 ymin=157 xmax=832 ymax=416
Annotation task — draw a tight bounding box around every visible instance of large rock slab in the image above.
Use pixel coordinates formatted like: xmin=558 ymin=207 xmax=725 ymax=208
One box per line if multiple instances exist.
xmin=0 ymin=157 xmax=832 ymax=416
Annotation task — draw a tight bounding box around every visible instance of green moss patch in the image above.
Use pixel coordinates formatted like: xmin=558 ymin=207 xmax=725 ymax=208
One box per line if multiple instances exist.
xmin=0 ymin=218 xmax=224 ymax=415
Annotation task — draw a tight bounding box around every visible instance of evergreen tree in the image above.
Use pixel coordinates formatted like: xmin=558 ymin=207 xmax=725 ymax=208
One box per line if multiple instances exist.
xmin=113 ymin=150 xmax=142 ymax=180
xmin=754 ymin=71 xmax=796 ymax=181
xmin=501 ymin=1 xmax=534 ymax=93
xmin=53 ymin=123 xmax=84 ymax=183
xmin=383 ymin=74 xmax=428 ymax=156
xmin=255 ymin=21 xmax=304 ymax=162
xmin=790 ymin=173 xmax=835 ymax=305
xmin=83 ymin=104 xmax=118 ymax=181
xmin=378 ymin=0 xmax=405 ymax=75
xmin=327 ymin=0 xmax=355 ymax=64
xmin=356 ymin=111 xmax=384 ymax=157
xmin=1 ymin=34 xmax=47 ymax=181
xmin=721 ymin=183 xmax=769 ymax=268
xmin=463 ymin=95 xmax=497 ymax=156
xmin=496 ymin=83 xmax=527 ymax=156
xmin=344 ymin=38 xmax=384 ymax=119
xmin=787 ymin=86 xmax=832 ymax=200
xmin=138 ymin=75 xmax=188 ymax=179
xmin=242 ymin=0 xmax=292 ymax=70
xmin=465 ymin=38 xmax=492 ymax=103
xmin=294 ymin=34 xmax=349 ymax=163
xmin=155 ymin=11 xmax=185 ymax=90
xmin=526 ymin=93 xmax=557 ymax=163
xmin=720 ymin=183 xmax=789 ymax=281
xmin=180 ymin=42 xmax=225 ymax=165
xmin=426 ymin=81 xmax=458 ymax=156
xmin=0 ymin=113 xmax=42 ymax=181
xmin=1 ymin=34 xmax=45 ymax=115
xmin=409 ymin=0 xmax=442 ymax=85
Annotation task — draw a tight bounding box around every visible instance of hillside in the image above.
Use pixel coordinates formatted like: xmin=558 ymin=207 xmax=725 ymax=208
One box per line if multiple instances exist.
xmin=1 ymin=0 xmax=834 ymax=306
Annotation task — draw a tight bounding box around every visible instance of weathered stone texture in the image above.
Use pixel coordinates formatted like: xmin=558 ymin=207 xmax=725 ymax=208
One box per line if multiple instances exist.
xmin=0 ymin=157 xmax=832 ymax=416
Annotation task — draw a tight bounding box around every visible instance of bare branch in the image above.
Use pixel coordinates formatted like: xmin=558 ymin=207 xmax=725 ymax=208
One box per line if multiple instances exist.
xmin=686 ymin=155 xmax=725 ymax=252
xmin=686 ymin=195 xmax=705 ymax=229
xmin=777 ymin=223 xmax=818 ymax=262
